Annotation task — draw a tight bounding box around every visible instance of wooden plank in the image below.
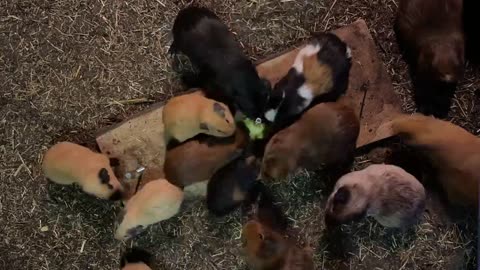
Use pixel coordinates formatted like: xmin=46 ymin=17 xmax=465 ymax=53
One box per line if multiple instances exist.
xmin=96 ymin=19 xmax=402 ymax=193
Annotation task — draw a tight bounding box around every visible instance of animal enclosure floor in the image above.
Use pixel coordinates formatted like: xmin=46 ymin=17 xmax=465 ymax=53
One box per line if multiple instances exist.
xmin=0 ymin=0 xmax=478 ymax=270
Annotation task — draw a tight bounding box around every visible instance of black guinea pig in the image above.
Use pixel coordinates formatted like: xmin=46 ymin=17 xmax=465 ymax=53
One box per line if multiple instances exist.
xmin=264 ymin=32 xmax=352 ymax=133
xmin=170 ymin=6 xmax=270 ymax=121
xmin=395 ymin=0 xmax=464 ymax=117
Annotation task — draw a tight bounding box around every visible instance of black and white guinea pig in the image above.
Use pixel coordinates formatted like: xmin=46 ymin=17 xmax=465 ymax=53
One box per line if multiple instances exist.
xmin=170 ymin=6 xmax=270 ymax=120
xmin=264 ymin=32 xmax=352 ymax=132
xmin=120 ymin=248 xmax=152 ymax=270
xmin=42 ymin=142 xmax=124 ymax=200
xmin=115 ymin=179 xmax=184 ymax=240
xmin=325 ymin=164 xmax=426 ymax=228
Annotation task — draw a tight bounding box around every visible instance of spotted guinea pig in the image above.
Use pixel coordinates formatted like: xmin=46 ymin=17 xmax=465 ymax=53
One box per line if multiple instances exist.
xmin=42 ymin=141 xmax=124 ymax=200
xmin=325 ymin=164 xmax=426 ymax=228
xmin=264 ymin=32 xmax=352 ymax=132
xmin=163 ymin=90 xmax=236 ymax=145
xmin=261 ymin=102 xmax=359 ymax=180
xmin=115 ymin=179 xmax=184 ymax=240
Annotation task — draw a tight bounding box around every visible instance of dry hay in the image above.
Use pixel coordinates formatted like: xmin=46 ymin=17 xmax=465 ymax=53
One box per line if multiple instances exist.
xmin=0 ymin=0 xmax=478 ymax=269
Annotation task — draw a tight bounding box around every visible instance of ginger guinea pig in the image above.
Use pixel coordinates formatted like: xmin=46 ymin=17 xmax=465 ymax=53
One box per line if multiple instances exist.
xmin=42 ymin=142 xmax=124 ymax=200
xmin=170 ymin=6 xmax=270 ymax=120
xmin=395 ymin=0 xmax=464 ymax=117
xmin=325 ymin=164 xmax=426 ymax=228
xmin=163 ymin=128 xmax=248 ymax=190
xmin=115 ymin=179 xmax=184 ymax=240
xmin=261 ymin=102 xmax=359 ymax=180
xmin=265 ymin=33 xmax=352 ymax=132
xmin=389 ymin=113 xmax=480 ymax=207
xmin=120 ymin=248 xmax=152 ymax=270
xmin=163 ymin=91 xmax=235 ymax=144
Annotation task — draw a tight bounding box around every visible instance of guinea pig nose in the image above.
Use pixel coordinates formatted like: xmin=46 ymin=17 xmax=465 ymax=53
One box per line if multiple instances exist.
xmin=324 ymin=213 xmax=339 ymax=228
xmin=442 ymin=74 xmax=454 ymax=82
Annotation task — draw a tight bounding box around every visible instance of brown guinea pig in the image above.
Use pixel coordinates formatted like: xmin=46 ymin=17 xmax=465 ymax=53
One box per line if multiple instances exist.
xmin=325 ymin=164 xmax=426 ymax=228
xmin=163 ymin=128 xmax=249 ymax=189
xmin=163 ymin=90 xmax=236 ymax=144
xmin=42 ymin=142 xmax=124 ymax=200
xmin=395 ymin=0 xmax=464 ymax=117
xmin=389 ymin=113 xmax=480 ymax=207
xmin=261 ymin=102 xmax=359 ymax=180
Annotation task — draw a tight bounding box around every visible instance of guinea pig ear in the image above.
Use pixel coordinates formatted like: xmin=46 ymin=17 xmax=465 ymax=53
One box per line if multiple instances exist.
xmin=98 ymin=168 xmax=110 ymax=184
xmin=333 ymin=186 xmax=350 ymax=205
xmin=212 ymin=102 xmax=226 ymax=118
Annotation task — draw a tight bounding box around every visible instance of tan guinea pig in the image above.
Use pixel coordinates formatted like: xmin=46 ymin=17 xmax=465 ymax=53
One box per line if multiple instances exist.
xmin=261 ymin=102 xmax=359 ymax=180
xmin=163 ymin=90 xmax=236 ymax=144
xmin=115 ymin=179 xmax=184 ymax=240
xmin=163 ymin=128 xmax=249 ymax=189
xmin=389 ymin=113 xmax=480 ymax=207
xmin=325 ymin=164 xmax=426 ymax=228
xmin=42 ymin=142 xmax=124 ymax=200
xmin=242 ymin=220 xmax=314 ymax=270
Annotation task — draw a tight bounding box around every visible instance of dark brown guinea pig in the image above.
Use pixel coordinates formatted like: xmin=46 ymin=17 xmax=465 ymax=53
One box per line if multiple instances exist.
xmin=241 ymin=183 xmax=313 ymax=270
xmin=261 ymin=102 xmax=359 ymax=181
xmin=163 ymin=127 xmax=249 ymax=189
xmin=395 ymin=0 xmax=464 ymax=117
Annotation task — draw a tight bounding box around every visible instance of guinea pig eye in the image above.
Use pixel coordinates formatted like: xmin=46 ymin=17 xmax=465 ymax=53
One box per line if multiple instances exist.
xmin=98 ymin=168 xmax=110 ymax=184
xmin=258 ymin=233 xmax=264 ymax=240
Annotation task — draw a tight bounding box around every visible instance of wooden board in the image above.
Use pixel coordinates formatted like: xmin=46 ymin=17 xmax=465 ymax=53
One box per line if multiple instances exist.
xmin=96 ymin=19 xmax=402 ymax=191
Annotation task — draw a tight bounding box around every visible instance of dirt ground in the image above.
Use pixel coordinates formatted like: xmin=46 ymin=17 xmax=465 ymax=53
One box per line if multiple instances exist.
xmin=0 ymin=0 xmax=478 ymax=269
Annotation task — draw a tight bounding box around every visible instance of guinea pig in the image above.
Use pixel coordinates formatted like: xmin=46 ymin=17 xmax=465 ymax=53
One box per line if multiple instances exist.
xmin=389 ymin=113 xmax=480 ymax=207
xmin=395 ymin=0 xmax=464 ymax=117
xmin=261 ymin=102 xmax=359 ymax=181
xmin=42 ymin=141 xmax=124 ymax=200
xmin=115 ymin=179 xmax=184 ymax=240
xmin=325 ymin=164 xmax=426 ymax=228
xmin=242 ymin=220 xmax=314 ymax=270
xmin=163 ymin=91 xmax=236 ymax=144
xmin=264 ymin=32 xmax=352 ymax=132
xmin=163 ymin=127 xmax=249 ymax=189
xmin=206 ymin=155 xmax=259 ymax=216
xmin=170 ymin=6 xmax=270 ymax=120
xmin=120 ymin=248 xmax=152 ymax=270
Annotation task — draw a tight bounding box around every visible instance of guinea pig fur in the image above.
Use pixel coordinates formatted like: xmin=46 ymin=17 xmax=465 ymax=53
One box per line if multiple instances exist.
xmin=163 ymin=127 xmax=249 ymax=189
xmin=389 ymin=113 xmax=480 ymax=207
xmin=120 ymin=248 xmax=152 ymax=270
xmin=206 ymin=155 xmax=259 ymax=216
xmin=261 ymin=102 xmax=359 ymax=181
xmin=325 ymin=164 xmax=426 ymax=228
xmin=170 ymin=6 xmax=270 ymax=120
xmin=115 ymin=179 xmax=184 ymax=240
xmin=264 ymin=32 xmax=352 ymax=132
xmin=163 ymin=91 xmax=236 ymax=144
xmin=395 ymin=0 xmax=464 ymax=117
xmin=242 ymin=221 xmax=313 ymax=270
xmin=42 ymin=141 xmax=124 ymax=200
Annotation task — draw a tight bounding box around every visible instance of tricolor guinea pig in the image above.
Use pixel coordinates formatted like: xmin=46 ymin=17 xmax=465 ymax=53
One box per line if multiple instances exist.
xmin=163 ymin=91 xmax=236 ymax=144
xmin=261 ymin=102 xmax=359 ymax=180
xmin=264 ymin=32 xmax=352 ymax=132
xmin=325 ymin=164 xmax=426 ymax=228
xmin=163 ymin=127 xmax=249 ymax=190
xmin=389 ymin=113 xmax=480 ymax=207
xmin=115 ymin=179 xmax=184 ymax=240
xmin=170 ymin=6 xmax=270 ymax=120
xmin=42 ymin=141 xmax=124 ymax=200
xmin=395 ymin=0 xmax=464 ymax=117
xmin=120 ymin=248 xmax=152 ymax=270
xmin=206 ymin=155 xmax=259 ymax=216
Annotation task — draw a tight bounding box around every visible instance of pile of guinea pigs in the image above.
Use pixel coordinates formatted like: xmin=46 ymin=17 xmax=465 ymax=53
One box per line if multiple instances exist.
xmin=41 ymin=2 xmax=479 ymax=270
